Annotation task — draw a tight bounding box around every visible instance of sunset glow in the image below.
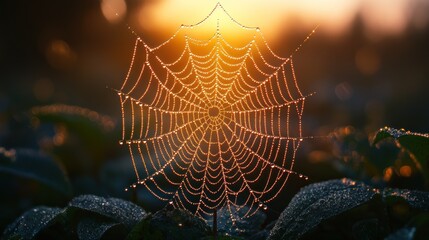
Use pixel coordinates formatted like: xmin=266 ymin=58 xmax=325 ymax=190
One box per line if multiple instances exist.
xmin=131 ymin=0 xmax=428 ymax=44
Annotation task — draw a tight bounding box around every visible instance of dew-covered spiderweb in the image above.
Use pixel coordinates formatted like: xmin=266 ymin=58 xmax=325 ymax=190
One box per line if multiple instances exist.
xmin=115 ymin=3 xmax=315 ymax=222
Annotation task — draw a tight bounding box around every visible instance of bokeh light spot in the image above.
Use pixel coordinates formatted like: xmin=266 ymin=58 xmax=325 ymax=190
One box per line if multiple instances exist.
xmin=383 ymin=167 xmax=393 ymax=181
xmin=101 ymin=0 xmax=127 ymax=24
xmin=399 ymin=165 xmax=412 ymax=177
xmin=335 ymin=82 xmax=353 ymax=101
xmin=45 ymin=39 xmax=76 ymax=70
xmin=355 ymin=47 xmax=380 ymax=75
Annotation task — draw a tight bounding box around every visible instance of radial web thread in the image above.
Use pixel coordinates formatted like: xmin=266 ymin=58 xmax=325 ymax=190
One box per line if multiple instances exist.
xmin=116 ymin=3 xmax=315 ymax=223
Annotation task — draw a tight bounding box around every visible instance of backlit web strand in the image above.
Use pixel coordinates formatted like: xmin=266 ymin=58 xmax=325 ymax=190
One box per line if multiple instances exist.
xmin=116 ymin=2 xmax=314 ymax=222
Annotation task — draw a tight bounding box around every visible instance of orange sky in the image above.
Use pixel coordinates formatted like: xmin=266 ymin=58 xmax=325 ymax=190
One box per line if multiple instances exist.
xmin=100 ymin=0 xmax=429 ymax=44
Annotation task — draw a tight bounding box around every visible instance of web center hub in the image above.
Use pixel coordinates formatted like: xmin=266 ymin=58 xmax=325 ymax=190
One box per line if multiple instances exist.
xmin=208 ymin=106 xmax=220 ymax=117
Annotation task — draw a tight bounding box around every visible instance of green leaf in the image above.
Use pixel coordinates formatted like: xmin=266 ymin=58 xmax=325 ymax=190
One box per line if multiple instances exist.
xmin=127 ymin=208 xmax=211 ymax=240
xmin=3 ymin=207 xmax=62 ymax=240
xmin=0 ymin=148 xmax=72 ymax=196
xmin=267 ymin=178 xmax=378 ymax=240
xmin=76 ymin=217 xmax=126 ymax=240
xmin=31 ymin=104 xmax=117 ymax=173
xmin=373 ymin=127 xmax=429 ymax=170
xmin=68 ymin=195 xmax=146 ymax=230
xmin=31 ymin=104 xmax=115 ymax=141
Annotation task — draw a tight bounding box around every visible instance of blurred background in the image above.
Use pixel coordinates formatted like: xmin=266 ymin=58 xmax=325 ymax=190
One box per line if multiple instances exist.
xmin=1 ymin=0 xmax=429 ymax=233
xmin=1 ymin=0 xmax=429 ymax=138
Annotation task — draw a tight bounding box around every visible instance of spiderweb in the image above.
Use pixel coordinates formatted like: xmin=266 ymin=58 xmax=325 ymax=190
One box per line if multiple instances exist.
xmin=115 ymin=3 xmax=315 ymax=222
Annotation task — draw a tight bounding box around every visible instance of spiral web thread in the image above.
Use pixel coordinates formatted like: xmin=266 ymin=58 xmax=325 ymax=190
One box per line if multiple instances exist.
xmin=115 ymin=2 xmax=315 ymax=223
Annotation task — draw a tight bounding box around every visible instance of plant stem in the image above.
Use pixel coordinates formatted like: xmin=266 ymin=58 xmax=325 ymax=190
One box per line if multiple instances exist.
xmin=213 ymin=207 xmax=218 ymax=240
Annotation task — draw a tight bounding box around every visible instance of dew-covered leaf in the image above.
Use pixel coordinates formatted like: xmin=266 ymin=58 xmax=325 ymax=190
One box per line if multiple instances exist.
xmin=68 ymin=195 xmax=146 ymax=229
xmin=330 ymin=126 xmax=401 ymax=180
xmin=267 ymin=178 xmax=378 ymax=240
xmin=3 ymin=206 xmax=62 ymax=240
xmin=373 ymin=127 xmax=429 ymax=170
xmin=382 ymin=188 xmax=429 ymax=211
xmin=76 ymin=217 xmax=126 ymax=240
xmin=0 ymin=148 xmax=72 ymax=196
xmin=126 ymin=208 xmax=211 ymax=240
xmin=217 ymin=205 xmax=266 ymax=237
